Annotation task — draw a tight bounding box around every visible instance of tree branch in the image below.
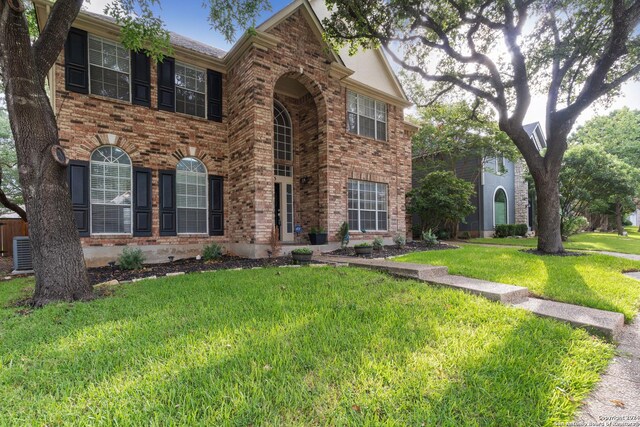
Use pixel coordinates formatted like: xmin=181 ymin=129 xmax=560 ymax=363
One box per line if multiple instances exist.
xmin=0 ymin=168 xmax=26 ymax=221
xmin=32 ymin=0 xmax=84 ymax=80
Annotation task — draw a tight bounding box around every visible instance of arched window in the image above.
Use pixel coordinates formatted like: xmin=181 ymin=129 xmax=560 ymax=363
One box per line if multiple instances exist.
xmin=494 ymin=188 xmax=508 ymax=226
xmin=90 ymin=146 xmax=132 ymax=234
xmin=176 ymin=157 xmax=207 ymax=234
xmin=273 ymin=100 xmax=292 ymax=176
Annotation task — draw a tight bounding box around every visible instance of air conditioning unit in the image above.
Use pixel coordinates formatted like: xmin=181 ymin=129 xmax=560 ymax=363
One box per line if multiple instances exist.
xmin=13 ymin=236 xmax=33 ymax=273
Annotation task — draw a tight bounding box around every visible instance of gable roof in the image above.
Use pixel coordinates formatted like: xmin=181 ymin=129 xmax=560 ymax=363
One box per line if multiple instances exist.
xmin=523 ymin=122 xmax=547 ymax=150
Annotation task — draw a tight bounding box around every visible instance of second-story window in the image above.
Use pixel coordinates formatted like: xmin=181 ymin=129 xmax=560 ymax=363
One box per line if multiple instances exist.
xmin=88 ymin=35 xmax=130 ymax=102
xmin=347 ymin=91 xmax=387 ymax=141
xmin=175 ymin=62 xmax=206 ymax=118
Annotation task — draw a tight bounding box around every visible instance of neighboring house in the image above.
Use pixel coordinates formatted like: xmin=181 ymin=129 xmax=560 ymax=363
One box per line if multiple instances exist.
xmin=628 ymin=209 xmax=640 ymax=227
xmin=457 ymin=122 xmax=546 ymax=237
xmin=33 ymin=0 xmax=415 ymax=266
xmin=412 ymin=122 xmax=546 ymax=238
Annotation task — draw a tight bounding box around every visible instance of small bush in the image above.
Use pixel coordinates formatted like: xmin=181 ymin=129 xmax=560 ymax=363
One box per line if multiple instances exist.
xmin=291 ymin=247 xmax=313 ymax=255
xmin=372 ymin=236 xmax=384 ymax=251
xmin=355 ymin=242 xmax=372 ymax=248
xmin=562 ymin=216 xmax=589 ymax=239
xmin=422 ymin=229 xmax=438 ymax=246
xmin=118 ymin=247 xmax=145 ymax=270
xmin=393 ymin=233 xmax=406 ymax=248
xmin=494 ymin=224 xmax=529 ymax=238
xmin=437 ymin=229 xmax=450 ymax=240
xmin=337 ymin=222 xmax=350 ymax=248
xmin=622 ymin=218 xmax=632 ymax=227
xmin=202 ymin=243 xmax=223 ymax=261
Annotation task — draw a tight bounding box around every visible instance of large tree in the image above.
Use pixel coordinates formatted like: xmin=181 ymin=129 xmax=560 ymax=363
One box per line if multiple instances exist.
xmin=323 ymin=0 xmax=640 ymax=253
xmin=0 ymin=0 xmax=267 ymax=305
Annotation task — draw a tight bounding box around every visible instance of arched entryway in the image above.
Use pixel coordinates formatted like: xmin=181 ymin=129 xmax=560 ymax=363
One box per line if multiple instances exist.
xmin=272 ymin=73 xmax=326 ymax=243
xmin=494 ymin=187 xmax=508 ymax=226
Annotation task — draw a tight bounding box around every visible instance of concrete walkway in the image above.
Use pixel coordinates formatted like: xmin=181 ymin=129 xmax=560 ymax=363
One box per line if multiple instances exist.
xmin=315 ymin=255 xmax=625 ymax=339
xmin=574 ymin=317 xmax=640 ymax=423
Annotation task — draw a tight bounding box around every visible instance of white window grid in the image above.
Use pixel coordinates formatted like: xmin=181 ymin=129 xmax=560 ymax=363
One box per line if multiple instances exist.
xmin=347 ymin=91 xmax=387 ymax=141
xmin=347 ymin=180 xmax=388 ymax=232
xmin=274 ymin=101 xmax=292 ymax=162
xmin=175 ymin=62 xmax=206 ymax=118
xmin=90 ymin=146 xmax=132 ymax=235
xmin=88 ymin=34 xmax=131 ymax=102
xmin=176 ymin=158 xmax=208 ymax=234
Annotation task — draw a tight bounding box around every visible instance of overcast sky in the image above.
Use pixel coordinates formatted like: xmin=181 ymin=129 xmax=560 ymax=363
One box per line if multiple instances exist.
xmin=85 ymin=0 xmax=640 ymax=134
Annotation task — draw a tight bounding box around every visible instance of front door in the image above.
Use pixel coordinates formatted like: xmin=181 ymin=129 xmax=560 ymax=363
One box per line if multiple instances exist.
xmin=274 ymin=175 xmax=294 ymax=242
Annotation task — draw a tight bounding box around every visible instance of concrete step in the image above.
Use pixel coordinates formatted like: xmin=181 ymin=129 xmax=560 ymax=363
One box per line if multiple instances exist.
xmin=314 ymin=256 xmax=448 ymax=280
xmin=428 ymin=275 xmax=529 ymax=304
xmin=625 ymin=272 xmax=640 ymax=281
xmin=511 ymin=298 xmax=624 ymax=340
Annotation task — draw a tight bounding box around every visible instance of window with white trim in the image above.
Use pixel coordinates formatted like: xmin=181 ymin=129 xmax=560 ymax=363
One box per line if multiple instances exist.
xmin=88 ymin=35 xmax=130 ymax=101
xmin=175 ymin=62 xmax=206 ymax=118
xmin=347 ymin=91 xmax=387 ymax=141
xmin=348 ymin=180 xmax=388 ymax=231
xmin=496 ymin=155 xmax=506 ymax=174
xmin=176 ymin=158 xmax=207 ymax=233
xmin=90 ymin=146 xmax=132 ymax=234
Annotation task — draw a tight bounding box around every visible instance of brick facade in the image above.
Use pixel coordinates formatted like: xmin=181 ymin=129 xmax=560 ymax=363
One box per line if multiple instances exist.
xmin=51 ymin=5 xmax=412 ymax=265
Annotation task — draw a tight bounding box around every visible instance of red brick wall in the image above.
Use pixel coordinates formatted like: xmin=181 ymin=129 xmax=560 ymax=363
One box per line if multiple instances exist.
xmin=54 ymin=7 xmax=412 ymax=257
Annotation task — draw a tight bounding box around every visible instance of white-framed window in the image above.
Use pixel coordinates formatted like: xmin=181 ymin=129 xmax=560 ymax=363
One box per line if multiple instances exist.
xmin=348 ymin=180 xmax=388 ymax=231
xmin=496 ymin=155 xmax=506 ymax=174
xmin=90 ymin=146 xmax=132 ymax=234
xmin=274 ymin=100 xmax=292 ymax=163
xmin=176 ymin=157 xmax=208 ymax=234
xmin=88 ymin=34 xmax=131 ymax=102
xmin=347 ymin=91 xmax=387 ymax=141
xmin=175 ymin=62 xmax=206 ymax=118
xmin=494 ymin=187 xmax=508 ymax=226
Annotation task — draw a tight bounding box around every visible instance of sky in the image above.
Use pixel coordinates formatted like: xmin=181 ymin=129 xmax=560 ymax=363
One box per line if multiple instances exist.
xmin=84 ymin=0 xmax=640 ymax=134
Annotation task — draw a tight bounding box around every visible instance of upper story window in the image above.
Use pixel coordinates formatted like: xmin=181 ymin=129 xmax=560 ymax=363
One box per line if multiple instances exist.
xmin=496 ymin=155 xmax=506 ymax=174
xmin=90 ymin=146 xmax=132 ymax=234
xmin=176 ymin=158 xmax=208 ymax=234
xmin=88 ymin=35 xmax=130 ymax=102
xmin=347 ymin=91 xmax=387 ymax=141
xmin=274 ymin=100 xmax=292 ymax=164
xmin=175 ymin=62 xmax=206 ymax=118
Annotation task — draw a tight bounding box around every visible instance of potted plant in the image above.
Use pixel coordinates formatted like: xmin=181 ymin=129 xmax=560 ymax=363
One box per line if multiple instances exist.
xmin=354 ymin=242 xmax=373 ymax=255
xmin=308 ymin=226 xmax=328 ymax=245
xmin=291 ymin=247 xmax=313 ymax=262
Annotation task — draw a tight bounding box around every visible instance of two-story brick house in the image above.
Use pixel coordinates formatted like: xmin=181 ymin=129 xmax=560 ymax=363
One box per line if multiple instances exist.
xmin=33 ymin=0 xmax=414 ymax=266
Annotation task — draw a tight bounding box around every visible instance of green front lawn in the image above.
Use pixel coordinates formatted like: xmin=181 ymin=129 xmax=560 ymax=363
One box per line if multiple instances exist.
xmin=397 ymin=246 xmax=640 ymax=320
xmin=1 ymin=268 xmax=613 ymax=426
xmin=470 ymin=226 xmax=640 ymax=255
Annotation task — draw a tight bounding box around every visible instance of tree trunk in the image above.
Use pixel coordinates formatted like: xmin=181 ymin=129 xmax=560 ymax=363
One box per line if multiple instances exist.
xmin=615 ymin=202 xmax=624 ymax=235
xmin=531 ymin=173 xmax=565 ymax=253
xmin=1 ymin=4 xmax=92 ymax=306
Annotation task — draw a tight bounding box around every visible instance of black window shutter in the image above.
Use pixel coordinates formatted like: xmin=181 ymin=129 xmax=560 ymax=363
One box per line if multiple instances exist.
xmin=67 ymin=160 xmax=90 ymax=236
xmin=207 ymin=69 xmax=223 ymax=122
xmin=157 ymin=57 xmax=175 ymax=112
xmin=65 ymin=28 xmax=88 ymax=94
xmin=209 ymin=175 xmax=224 ymax=236
xmin=159 ymin=170 xmax=176 ymax=236
xmin=131 ymin=51 xmax=151 ymax=107
xmin=133 ymin=167 xmax=152 ymax=236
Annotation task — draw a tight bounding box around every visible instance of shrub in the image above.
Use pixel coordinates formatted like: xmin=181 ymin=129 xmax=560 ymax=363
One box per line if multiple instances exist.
xmin=494 ymin=224 xmax=529 ymax=238
xmin=562 ymin=216 xmax=589 ymax=240
xmin=337 ymin=221 xmax=350 ymax=248
xmin=309 ymin=226 xmax=326 ymax=234
xmin=291 ymin=247 xmax=313 ymax=255
xmin=372 ymin=236 xmax=384 ymax=251
xmin=422 ymin=229 xmax=438 ymax=246
xmin=355 ymin=242 xmax=372 ymax=248
xmin=437 ymin=229 xmax=450 ymax=240
xmin=202 ymin=243 xmax=223 ymax=261
xmin=118 ymin=247 xmax=145 ymax=270
xmin=393 ymin=233 xmax=406 ymax=248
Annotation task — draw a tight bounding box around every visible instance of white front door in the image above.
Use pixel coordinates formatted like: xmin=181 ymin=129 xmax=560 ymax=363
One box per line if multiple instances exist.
xmin=274 ymin=175 xmax=294 ymax=242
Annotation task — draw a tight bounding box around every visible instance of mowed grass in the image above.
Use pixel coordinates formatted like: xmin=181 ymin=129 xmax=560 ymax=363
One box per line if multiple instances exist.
xmin=1 ymin=267 xmax=613 ymax=426
xmin=470 ymin=226 xmax=640 ymax=255
xmin=397 ymin=246 xmax=640 ymax=320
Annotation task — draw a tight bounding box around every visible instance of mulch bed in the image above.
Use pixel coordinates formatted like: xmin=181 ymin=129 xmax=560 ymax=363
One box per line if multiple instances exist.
xmin=88 ymin=255 xmax=319 ymax=285
xmin=519 ymin=249 xmax=589 ymax=257
xmin=325 ymin=241 xmax=458 ymax=258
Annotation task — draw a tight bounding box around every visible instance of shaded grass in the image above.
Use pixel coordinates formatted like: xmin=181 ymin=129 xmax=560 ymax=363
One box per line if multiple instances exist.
xmin=470 ymin=226 xmax=640 ymax=255
xmin=396 ymin=246 xmax=640 ymax=321
xmin=0 ymin=267 xmax=613 ymax=425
